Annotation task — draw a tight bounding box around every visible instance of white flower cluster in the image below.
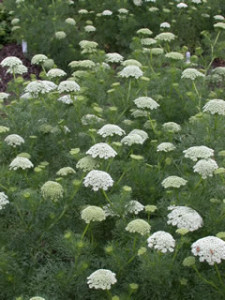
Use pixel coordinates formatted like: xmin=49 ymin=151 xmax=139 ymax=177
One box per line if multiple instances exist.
xmin=183 ymin=146 xmax=214 ymax=161
xmin=81 ymin=114 xmax=104 ymax=125
xmin=161 ymin=176 xmax=187 ymax=189
xmin=31 ymin=54 xmax=48 ymax=65
xmin=84 ymin=25 xmax=96 ymax=32
xmin=157 ymin=142 xmax=176 ymax=152
xmin=125 ymin=200 xmax=144 ymax=215
xmin=137 ymin=28 xmax=153 ymax=35
xmin=102 ymin=10 xmax=113 ymax=16
xmin=162 ymin=122 xmax=181 ymax=133
xmin=105 ymin=53 xmax=124 ymax=63
xmin=87 ymin=269 xmax=117 ymax=290
xmin=203 ymin=99 xmax=225 ymax=116
xmin=103 ymin=204 xmax=119 ymax=217
xmin=134 ymin=96 xmax=160 ymax=110
xmin=181 ymin=68 xmax=205 ymax=80
xmin=141 ymin=38 xmax=156 ymax=46
xmin=122 ymin=59 xmax=142 ymax=67
xmin=121 ymin=129 xmax=148 ymax=146
xmin=177 ymin=3 xmax=188 ymax=8
xmin=56 ymin=167 xmax=76 ymax=176
xmin=47 ymin=68 xmax=66 ymax=79
xmin=41 ymin=181 xmax=63 ymax=201
xmin=86 ymin=143 xmax=117 ymax=159
xmin=97 ymin=124 xmax=125 ymax=138
xmin=25 ymin=80 xmax=57 ymax=95
xmin=83 ymin=170 xmax=114 ymax=191
xmin=76 ymin=156 xmax=100 ymax=172
xmin=167 ymin=206 xmax=203 ymax=232
xmin=165 ymin=52 xmax=184 ymax=60
xmin=1 ymin=56 xmax=22 ymax=70
xmin=4 ymin=134 xmax=25 ymax=147
xmin=79 ymin=40 xmax=98 ymax=54
xmin=126 ymin=219 xmax=151 ymax=236
xmin=69 ymin=60 xmax=96 ymax=69
xmin=81 ymin=206 xmax=106 ymax=223
xmin=57 ymin=95 xmax=74 ymax=104
xmin=9 ymin=156 xmax=34 ymax=170
xmin=58 ymin=80 xmax=80 ymax=93
xmin=191 ymin=236 xmax=225 ymax=265
xmin=155 ymin=32 xmax=176 ymax=42
xmin=193 ymin=159 xmax=218 ymax=179
xmin=0 ymin=192 xmax=9 ymax=210
xmin=118 ymin=65 xmax=143 ymax=79
xmin=147 ymin=231 xmax=175 ymax=253
xmin=0 ymin=92 xmax=10 ymax=100
xmin=160 ymin=22 xmax=170 ymax=29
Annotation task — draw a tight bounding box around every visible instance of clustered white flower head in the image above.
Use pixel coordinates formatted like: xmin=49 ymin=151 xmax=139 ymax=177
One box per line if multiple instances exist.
xmin=155 ymin=32 xmax=176 ymax=42
xmin=105 ymin=53 xmax=124 ymax=63
xmin=165 ymin=52 xmax=184 ymax=60
xmin=56 ymin=167 xmax=76 ymax=176
xmin=86 ymin=143 xmax=117 ymax=159
xmin=118 ymin=8 xmax=129 ymax=14
xmin=133 ymin=0 xmax=143 ymax=6
xmin=58 ymin=80 xmax=80 ymax=93
xmin=141 ymin=38 xmax=156 ymax=46
xmin=9 ymin=156 xmax=34 ymax=170
xmin=69 ymin=60 xmax=96 ymax=69
xmin=1 ymin=56 xmax=22 ymax=71
xmin=183 ymin=146 xmax=214 ymax=161
xmin=177 ymin=2 xmax=188 ymax=8
xmin=167 ymin=206 xmax=203 ymax=232
xmin=157 ymin=142 xmax=176 ymax=152
xmin=83 ymin=170 xmax=114 ymax=191
xmin=162 ymin=122 xmax=181 ymax=133
xmin=192 ymin=0 xmax=202 ymax=3
xmin=149 ymin=48 xmax=164 ymax=55
xmin=87 ymin=269 xmax=117 ymax=290
xmin=134 ymin=96 xmax=160 ymax=110
xmin=214 ymin=15 xmax=224 ymax=21
xmin=84 ymin=25 xmax=96 ymax=32
xmin=31 ymin=54 xmax=48 ymax=65
xmin=6 ymin=64 xmax=27 ymax=75
xmin=0 ymin=125 xmax=10 ymax=133
xmin=160 ymin=22 xmax=171 ymax=29
xmin=147 ymin=231 xmax=175 ymax=253
xmin=161 ymin=176 xmax=187 ymax=189
xmin=102 ymin=10 xmax=113 ymax=16
xmin=79 ymin=40 xmax=98 ymax=54
xmin=41 ymin=181 xmax=63 ymax=201
xmin=103 ymin=204 xmax=119 ymax=217
xmin=137 ymin=28 xmax=153 ymax=35
xmin=30 ymin=297 xmax=45 ymax=300
xmin=121 ymin=129 xmax=148 ymax=146
xmin=125 ymin=200 xmax=144 ymax=215
xmin=192 ymin=236 xmax=225 ymax=265
xmin=47 ymin=68 xmax=67 ymax=79
xmin=193 ymin=159 xmax=218 ymax=179
xmin=97 ymin=124 xmax=125 ymax=138
xmin=81 ymin=114 xmax=104 ymax=125
xmin=181 ymin=68 xmax=205 ymax=80
xmin=214 ymin=22 xmax=225 ymax=30
xmin=203 ymin=99 xmax=225 ymax=116
xmin=118 ymin=65 xmax=143 ymax=79
xmin=126 ymin=219 xmax=151 ymax=236
xmin=4 ymin=134 xmax=24 ymax=147
xmin=81 ymin=205 xmax=106 ymax=223
xmin=0 ymin=92 xmax=10 ymax=100
xmin=65 ymin=18 xmax=76 ymax=25
xmin=0 ymin=192 xmax=9 ymax=210
xmin=25 ymin=80 xmax=57 ymax=95
xmin=55 ymin=31 xmax=67 ymax=39
xmin=57 ymin=95 xmax=74 ymax=104
xmin=122 ymin=59 xmax=142 ymax=67
xmin=76 ymin=156 xmax=100 ymax=172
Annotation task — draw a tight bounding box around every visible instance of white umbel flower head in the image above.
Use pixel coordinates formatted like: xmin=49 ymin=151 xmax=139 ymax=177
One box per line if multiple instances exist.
xmin=6 ymin=64 xmax=27 ymax=75
xmin=214 ymin=22 xmax=225 ymax=30
xmin=192 ymin=0 xmax=202 ymax=3
xmin=125 ymin=200 xmax=144 ymax=215
xmin=162 ymin=122 xmax=181 ymax=133
xmin=9 ymin=156 xmax=33 ymax=170
xmin=69 ymin=60 xmax=96 ymax=69
xmin=4 ymin=134 xmax=25 ymax=147
xmin=25 ymin=80 xmax=57 ymax=95
xmin=157 ymin=142 xmax=176 ymax=152
xmin=79 ymin=40 xmax=98 ymax=54
xmin=86 ymin=143 xmax=117 ymax=159
xmin=203 ymin=99 xmax=225 ymax=116
xmin=47 ymin=68 xmax=67 ymax=79
xmin=167 ymin=206 xmax=203 ymax=232
xmin=214 ymin=15 xmax=224 ymax=21
xmin=31 ymin=54 xmax=48 ymax=65
xmin=57 ymin=95 xmax=74 ymax=104
xmin=83 ymin=170 xmax=114 ymax=191
xmin=137 ymin=28 xmax=153 ymax=35
xmin=126 ymin=219 xmax=151 ymax=236
xmin=147 ymin=231 xmax=175 ymax=253
xmin=87 ymin=269 xmax=117 ymax=290
xmin=84 ymin=25 xmax=96 ymax=32
xmin=0 ymin=192 xmax=9 ymax=210
xmin=97 ymin=124 xmax=125 ymax=138
xmin=81 ymin=205 xmax=106 ymax=223
xmin=177 ymin=3 xmax=188 ymax=8
xmin=0 ymin=126 xmax=10 ymax=133
xmin=56 ymin=167 xmax=76 ymax=176
xmin=181 ymin=68 xmax=205 ymax=80
xmin=103 ymin=204 xmax=119 ymax=217
xmin=81 ymin=114 xmax=104 ymax=126
xmin=55 ymin=31 xmax=66 ymax=39
xmin=161 ymin=176 xmax=187 ymax=188
xmin=129 ymin=129 xmax=148 ymax=142
xmin=30 ymin=297 xmax=45 ymax=300
xmin=105 ymin=53 xmax=124 ymax=63
xmin=0 ymin=92 xmax=10 ymax=100
xmin=193 ymin=159 xmax=218 ymax=179
xmin=65 ymin=18 xmax=76 ymax=25
xmin=76 ymin=156 xmax=100 ymax=172
xmin=102 ymin=10 xmax=113 ymax=16
xmin=191 ymin=236 xmax=225 ymax=265
xmin=155 ymin=32 xmax=176 ymax=42
xmin=141 ymin=38 xmax=156 ymax=46
xmin=160 ymin=22 xmax=171 ymax=29
xmin=183 ymin=146 xmax=214 ymax=161
xmin=41 ymin=181 xmax=63 ymax=201
xmin=118 ymin=65 xmax=143 ymax=79
xmin=121 ymin=134 xmax=144 ymax=146
xmin=1 ymin=56 xmax=22 ymax=69
xmin=134 ymin=96 xmax=160 ymax=110
xmin=122 ymin=59 xmax=142 ymax=67
xmin=165 ymin=52 xmax=184 ymax=60
xmin=58 ymin=80 xmax=80 ymax=93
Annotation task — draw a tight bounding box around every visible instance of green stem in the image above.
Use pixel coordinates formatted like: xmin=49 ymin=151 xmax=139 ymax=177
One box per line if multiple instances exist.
xmin=192 ymin=81 xmax=201 ymax=112
xmin=102 ymin=190 xmax=113 ymax=206
xmin=192 ymin=265 xmax=221 ymax=292
xmin=81 ymin=223 xmax=90 ymax=240
xmin=214 ymin=264 xmax=225 ymax=289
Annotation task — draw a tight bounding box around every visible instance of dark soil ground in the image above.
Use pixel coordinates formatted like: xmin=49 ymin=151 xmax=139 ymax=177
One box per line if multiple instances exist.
xmin=0 ymin=43 xmax=40 ymax=92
